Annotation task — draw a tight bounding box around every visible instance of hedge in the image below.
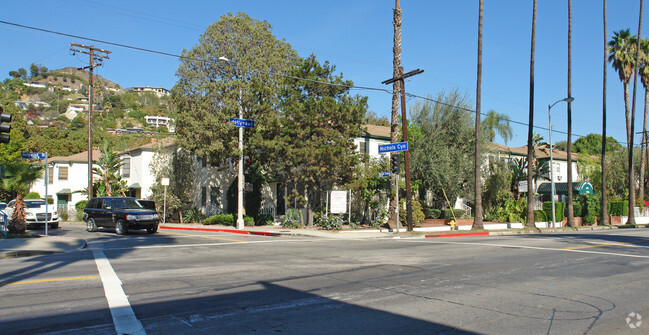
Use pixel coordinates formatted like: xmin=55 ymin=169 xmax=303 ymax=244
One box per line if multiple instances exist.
xmin=609 ymin=201 xmax=628 ymax=216
xmin=543 ymin=201 xmax=565 ymax=222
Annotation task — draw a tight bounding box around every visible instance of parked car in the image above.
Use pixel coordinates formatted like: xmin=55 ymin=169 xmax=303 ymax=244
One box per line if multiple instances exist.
xmin=5 ymin=199 xmax=59 ymax=229
xmin=83 ymin=197 xmax=159 ymax=235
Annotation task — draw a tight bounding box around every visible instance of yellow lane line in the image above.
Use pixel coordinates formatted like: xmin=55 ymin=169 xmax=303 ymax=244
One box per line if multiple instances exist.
xmin=0 ymin=275 xmax=99 ymax=286
xmin=161 ymin=231 xmax=246 ymax=242
xmin=563 ymin=239 xmax=649 ymax=250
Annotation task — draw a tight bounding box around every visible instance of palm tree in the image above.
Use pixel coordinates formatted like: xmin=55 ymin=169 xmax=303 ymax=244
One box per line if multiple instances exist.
xmin=2 ymin=161 xmax=44 ymax=234
xmin=482 ymin=110 xmax=513 ymax=144
xmin=608 ymin=29 xmax=638 ymax=146
xmin=601 ymin=0 xmax=609 ymax=225
xmin=93 ymin=141 xmax=128 ymax=197
xmin=638 ymin=38 xmax=649 ymax=206
xmin=526 ymin=0 xmax=537 ymax=228
xmin=567 ymin=0 xmax=575 ymax=227
xmin=473 ymin=0 xmax=484 ymax=230
xmin=627 ymin=0 xmax=644 ymax=225
xmin=388 ymin=0 xmax=402 ymax=227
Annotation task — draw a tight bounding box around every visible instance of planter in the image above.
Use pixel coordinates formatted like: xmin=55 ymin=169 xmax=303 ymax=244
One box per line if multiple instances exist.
xmin=610 ymin=215 xmax=623 ymax=225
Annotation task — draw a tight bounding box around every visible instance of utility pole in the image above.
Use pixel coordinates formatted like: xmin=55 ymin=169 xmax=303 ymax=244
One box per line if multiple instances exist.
xmin=69 ymin=43 xmax=110 ymax=200
xmin=382 ymin=67 xmax=423 ymax=231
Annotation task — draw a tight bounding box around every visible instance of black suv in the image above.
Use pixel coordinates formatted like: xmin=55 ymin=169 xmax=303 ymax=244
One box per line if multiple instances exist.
xmin=83 ymin=197 xmax=160 ymax=235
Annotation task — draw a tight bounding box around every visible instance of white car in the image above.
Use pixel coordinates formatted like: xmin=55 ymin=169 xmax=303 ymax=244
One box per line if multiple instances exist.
xmin=6 ymin=199 xmax=60 ymax=229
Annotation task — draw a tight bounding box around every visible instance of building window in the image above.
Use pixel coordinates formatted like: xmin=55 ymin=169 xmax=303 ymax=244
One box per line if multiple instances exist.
xmin=47 ymin=167 xmax=54 ymax=184
xmin=202 ymin=157 xmax=207 ymax=168
xmin=210 ymin=187 xmax=220 ymax=206
xmin=201 ymin=187 xmax=207 ymax=206
xmin=359 ymin=141 xmax=367 ymax=154
xmin=58 ymin=166 xmax=68 ymax=180
xmin=122 ymin=157 xmax=130 ymax=177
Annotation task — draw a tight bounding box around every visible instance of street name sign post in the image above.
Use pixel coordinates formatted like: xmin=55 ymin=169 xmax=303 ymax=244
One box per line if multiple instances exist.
xmin=229 ymin=118 xmax=255 ymax=128
xmin=378 ymin=141 xmax=408 ymax=154
xmin=379 ymin=171 xmax=391 ymax=178
xmin=22 ymin=152 xmax=50 ymax=235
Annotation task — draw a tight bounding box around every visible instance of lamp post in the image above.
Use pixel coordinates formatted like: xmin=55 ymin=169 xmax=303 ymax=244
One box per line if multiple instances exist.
xmin=548 ymin=96 xmax=574 ymax=228
xmin=218 ymin=56 xmax=245 ymax=230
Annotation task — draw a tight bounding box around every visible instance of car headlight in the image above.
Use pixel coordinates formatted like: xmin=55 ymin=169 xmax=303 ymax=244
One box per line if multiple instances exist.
xmin=126 ymin=214 xmax=137 ymax=221
xmin=153 ymin=214 xmax=159 ymax=220
xmin=25 ymin=212 xmax=35 ymax=218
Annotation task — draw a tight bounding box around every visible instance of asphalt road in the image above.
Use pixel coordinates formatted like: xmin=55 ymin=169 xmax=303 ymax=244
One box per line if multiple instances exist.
xmin=2 ymin=223 xmax=649 ymax=334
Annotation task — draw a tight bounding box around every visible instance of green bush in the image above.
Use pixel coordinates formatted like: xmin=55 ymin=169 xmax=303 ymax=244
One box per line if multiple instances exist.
xmin=609 ymin=201 xmax=628 ymax=216
xmin=25 ymin=192 xmax=41 ymax=199
xmin=183 ymin=208 xmax=206 ymax=223
xmin=579 ymin=194 xmax=601 ymax=225
xmin=203 ymin=213 xmax=234 ymax=226
xmin=75 ymin=200 xmax=87 ymax=221
xmin=423 ymin=208 xmax=441 ymax=219
xmin=316 ymin=214 xmax=345 ymax=230
xmin=244 ymin=216 xmax=255 ymax=226
xmin=255 ymin=214 xmax=275 ymax=226
xmin=571 ymin=202 xmax=583 ymax=217
xmin=543 ymin=201 xmax=565 ymax=222
xmin=400 ymin=199 xmax=425 ymax=227
xmin=534 ymin=210 xmax=548 ymax=222
xmin=442 ymin=208 xmax=465 ymax=220
xmin=282 ymin=208 xmax=302 ymax=228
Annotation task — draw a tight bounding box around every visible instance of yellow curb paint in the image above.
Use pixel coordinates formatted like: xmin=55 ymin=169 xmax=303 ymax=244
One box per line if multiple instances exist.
xmin=1 ymin=275 xmax=99 ymax=286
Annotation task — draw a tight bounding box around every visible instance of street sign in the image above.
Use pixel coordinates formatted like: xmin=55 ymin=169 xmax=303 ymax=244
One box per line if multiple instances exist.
xmin=378 ymin=141 xmax=408 ymax=154
xmin=379 ymin=171 xmax=391 ymax=178
xmin=330 ymin=191 xmax=347 ymax=214
xmin=22 ymin=152 xmax=46 ymax=159
xmin=161 ymin=178 xmax=170 ymax=186
xmin=229 ymin=118 xmax=255 ymax=128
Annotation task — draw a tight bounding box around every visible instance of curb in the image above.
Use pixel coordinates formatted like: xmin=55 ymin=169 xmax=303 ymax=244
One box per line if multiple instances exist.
xmin=160 ymin=226 xmax=281 ymax=236
xmin=425 ymin=232 xmax=490 ymax=238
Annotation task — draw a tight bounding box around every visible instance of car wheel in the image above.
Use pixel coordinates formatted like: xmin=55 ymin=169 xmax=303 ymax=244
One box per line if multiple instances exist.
xmin=146 ymin=225 xmax=158 ymax=234
xmin=50 ymin=222 xmax=59 ymax=229
xmin=115 ymin=220 xmax=128 ymax=235
xmin=86 ymin=218 xmax=98 ymax=232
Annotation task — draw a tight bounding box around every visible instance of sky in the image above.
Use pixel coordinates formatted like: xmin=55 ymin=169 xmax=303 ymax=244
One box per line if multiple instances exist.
xmin=1 ymin=0 xmax=647 ymax=148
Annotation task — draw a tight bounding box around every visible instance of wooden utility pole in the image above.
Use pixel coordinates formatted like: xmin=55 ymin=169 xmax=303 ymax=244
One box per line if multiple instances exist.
xmin=69 ymin=43 xmax=110 ymax=200
xmin=383 ymin=68 xmax=424 ymax=231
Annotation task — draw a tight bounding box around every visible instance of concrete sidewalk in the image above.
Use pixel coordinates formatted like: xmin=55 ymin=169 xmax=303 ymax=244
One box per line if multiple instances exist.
xmin=0 ymin=235 xmax=87 ymax=259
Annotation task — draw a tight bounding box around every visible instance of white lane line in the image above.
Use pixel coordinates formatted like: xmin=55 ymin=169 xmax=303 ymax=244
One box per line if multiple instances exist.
xmin=404 ymin=239 xmax=649 ymax=259
xmin=93 ymin=250 xmax=147 ymax=335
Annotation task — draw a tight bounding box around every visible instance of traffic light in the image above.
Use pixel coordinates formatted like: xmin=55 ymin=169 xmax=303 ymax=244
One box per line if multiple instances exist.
xmin=391 ymin=154 xmax=400 ymax=174
xmin=243 ymin=156 xmax=252 ymax=174
xmin=0 ymin=107 xmax=11 ymax=143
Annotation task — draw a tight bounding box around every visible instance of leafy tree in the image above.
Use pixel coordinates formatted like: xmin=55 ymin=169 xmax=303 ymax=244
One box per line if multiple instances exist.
xmin=483 ymin=159 xmax=514 ymax=216
xmin=148 ymin=145 xmax=195 ymax=222
xmin=173 ymin=12 xmax=298 ymax=162
xmin=1 ymin=161 xmax=44 ymax=234
xmin=364 ymin=111 xmax=390 ymax=126
xmin=266 ymin=54 xmax=366 ymax=226
xmin=409 ymin=90 xmax=477 ymax=209
xmin=572 ymin=133 xmax=619 ymax=155
xmin=482 ymin=109 xmax=513 ymax=144
xmin=92 ymin=141 xmax=128 ymax=197
xmin=347 ymin=156 xmax=390 ymax=225
xmin=70 ymin=115 xmax=85 ymax=130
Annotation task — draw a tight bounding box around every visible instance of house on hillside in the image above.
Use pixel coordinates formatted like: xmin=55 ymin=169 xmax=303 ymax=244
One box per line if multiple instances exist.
xmin=130 ymin=86 xmax=170 ymax=98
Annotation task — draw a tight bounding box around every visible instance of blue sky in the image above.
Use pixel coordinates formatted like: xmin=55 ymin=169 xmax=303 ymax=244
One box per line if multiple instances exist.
xmin=1 ymin=0 xmax=647 ymax=148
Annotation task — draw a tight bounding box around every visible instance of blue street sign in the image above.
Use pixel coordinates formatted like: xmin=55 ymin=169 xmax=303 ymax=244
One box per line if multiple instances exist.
xmin=22 ymin=152 xmax=46 ymax=159
xmin=378 ymin=141 xmax=408 ymax=154
xmin=229 ymin=118 xmax=255 ymax=128
xmin=379 ymin=171 xmax=391 ymax=178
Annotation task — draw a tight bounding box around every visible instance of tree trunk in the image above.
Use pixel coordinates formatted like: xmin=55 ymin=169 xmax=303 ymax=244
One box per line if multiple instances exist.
xmin=9 ymin=193 xmax=26 ymax=234
xmin=640 ymin=89 xmax=649 ymax=206
xmin=473 ymin=0 xmax=484 ymax=230
xmin=600 ymin=0 xmax=609 ymax=226
xmin=566 ymin=0 xmax=575 ymax=227
xmin=526 ymin=0 xmax=537 ymax=228
xmin=388 ymin=0 xmax=402 ymax=228
xmin=628 ymin=0 xmax=643 ymax=225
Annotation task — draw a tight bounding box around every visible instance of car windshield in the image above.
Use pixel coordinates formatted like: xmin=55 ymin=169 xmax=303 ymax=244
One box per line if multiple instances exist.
xmin=25 ymin=200 xmax=46 ymax=208
xmin=111 ymin=198 xmax=143 ymax=209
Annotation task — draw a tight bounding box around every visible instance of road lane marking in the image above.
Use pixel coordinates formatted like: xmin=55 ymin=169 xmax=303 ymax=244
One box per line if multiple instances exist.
xmin=0 ymin=275 xmax=99 ymax=286
xmin=563 ymin=239 xmax=649 ymax=250
xmin=93 ymin=250 xmax=146 ymax=335
xmin=160 ymin=231 xmax=246 ymax=242
xmin=409 ymin=239 xmax=649 ymax=259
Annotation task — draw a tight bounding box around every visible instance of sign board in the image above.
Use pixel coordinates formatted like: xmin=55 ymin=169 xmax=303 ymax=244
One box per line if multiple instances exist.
xmin=229 ymin=118 xmax=255 ymax=128
xmin=518 ymin=180 xmax=528 ymax=192
xmin=22 ymin=152 xmax=46 ymax=160
xmin=330 ymin=191 xmax=347 ymax=214
xmin=379 ymin=171 xmax=391 ymax=178
xmin=378 ymin=141 xmax=408 ymax=154
xmin=161 ymin=178 xmax=170 ymax=186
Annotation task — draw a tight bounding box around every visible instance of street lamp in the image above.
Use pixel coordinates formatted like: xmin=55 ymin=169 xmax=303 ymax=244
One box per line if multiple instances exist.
xmin=218 ymin=56 xmax=246 ymax=229
xmin=548 ymin=96 xmax=574 ymax=228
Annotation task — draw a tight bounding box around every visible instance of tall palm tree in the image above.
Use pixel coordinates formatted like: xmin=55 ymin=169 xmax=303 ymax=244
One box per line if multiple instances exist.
xmin=526 ymin=0 xmax=538 ymax=228
xmin=601 ymin=0 xmax=609 ymax=225
xmin=638 ymin=38 xmax=649 ymax=205
xmin=482 ymin=110 xmax=513 ymax=144
xmin=473 ymin=0 xmax=484 ymax=230
xmin=2 ymin=161 xmax=44 ymax=234
xmin=388 ymin=0 xmax=402 ymax=227
xmin=628 ymin=0 xmax=644 ymax=225
xmin=567 ymin=0 xmax=575 ymax=227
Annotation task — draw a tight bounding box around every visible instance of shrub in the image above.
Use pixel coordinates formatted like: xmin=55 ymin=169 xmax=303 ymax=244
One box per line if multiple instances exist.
xmin=423 ymin=208 xmax=441 ymax=219
xmin=571 ymin=202 xmax=583 ymax=217
xmin=534 ymin=210 xmax=548 ymax=222
xmin=25 ymin=192 xmax=41 ymax=199
xmin=255 ymin=214 xmax=275 ymax=226
xmin=59 ymin=211 xmax=69 ymax=222
xmin=244 ymin=216 xmax=255 ymax=226
xmin=316 ymin=214 xmax=345 ymax=230
xmin=203 ymin=214 xmax=234 ymax=226
xmin=609 ymin=201 xmax=628 ymax=216
xmin=442 ymin=208 xmax=465 ymax=220
xmin=400 ymin=199 xmax=425 ymax=227
xmin=496 ymin=199 xmax=525 ymax=223
xmin=543 ymin=201 xmax=565 ymax=223
xmin=282 ymin=208 xmax=301 ymax=228
xmin=75 ymin=200 xmax=87 ymax=221
xmin=183 ymin=208 xmax=206 ymax=223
